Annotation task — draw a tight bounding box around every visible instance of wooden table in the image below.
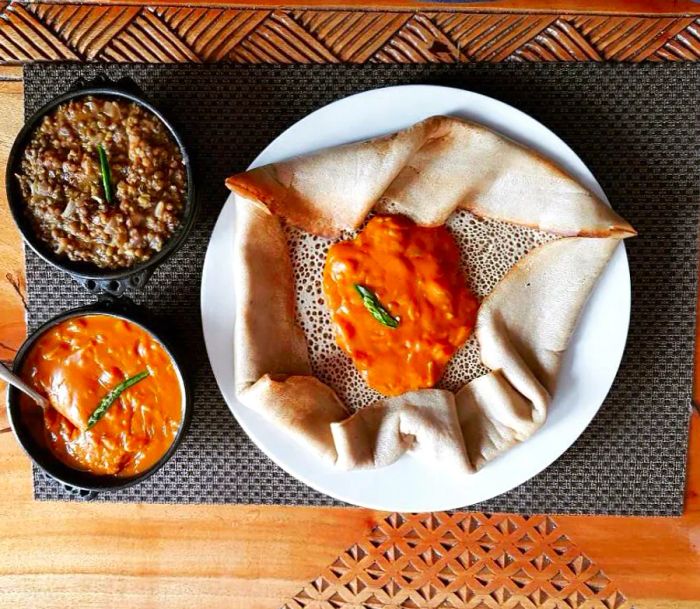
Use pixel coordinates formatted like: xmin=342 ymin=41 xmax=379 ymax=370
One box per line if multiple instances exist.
xmin=1 ymin=1 xmax=700 ymax=607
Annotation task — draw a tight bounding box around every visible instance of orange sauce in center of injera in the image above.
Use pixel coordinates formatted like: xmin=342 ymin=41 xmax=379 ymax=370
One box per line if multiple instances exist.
xmin=19 ymin=314 xmax=182 ymax=476
xmin=323 ymin=215 xmax=478 ymax=396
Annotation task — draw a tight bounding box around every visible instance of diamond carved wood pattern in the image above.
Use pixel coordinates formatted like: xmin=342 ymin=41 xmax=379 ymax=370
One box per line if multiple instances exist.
xmin=0 ymin=2 xmax=697 ymax=64
xmin=282 ymin=513 xmax=629 ymax=609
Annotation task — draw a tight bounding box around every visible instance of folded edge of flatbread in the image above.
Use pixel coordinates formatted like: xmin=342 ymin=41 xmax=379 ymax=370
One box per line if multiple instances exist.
xmin=234 ymin=199 xmax=348 ymax=464
xmin=331 ymin=389 xmax=473 ymax=475
xmin=226 ymin=115 xmax=635 ymax=240
xmin=457 ymin=236 xmax=620 ymax=469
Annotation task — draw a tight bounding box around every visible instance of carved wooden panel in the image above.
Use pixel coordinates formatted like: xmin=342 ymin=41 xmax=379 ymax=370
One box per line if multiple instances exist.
xmin=0 ymin=2 xmax=697 ymax=64
xmin=283 ymin=513 xmax=629 ymax=609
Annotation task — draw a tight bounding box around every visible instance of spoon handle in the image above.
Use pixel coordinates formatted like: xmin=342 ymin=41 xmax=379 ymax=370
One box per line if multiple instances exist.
xmin=0 ymin=362 xmax=49 ymax=409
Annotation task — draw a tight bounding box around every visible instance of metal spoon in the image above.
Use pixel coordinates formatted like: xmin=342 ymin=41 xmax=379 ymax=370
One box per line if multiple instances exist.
xmin=0 ymin=362 xmax=49 ymax=409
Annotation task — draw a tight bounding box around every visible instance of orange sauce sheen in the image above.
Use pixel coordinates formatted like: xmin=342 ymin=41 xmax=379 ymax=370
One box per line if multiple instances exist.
xmin=19 ymin=314 xmax=182 ymax=476
xmin=323 ymin=215 xmax=478 ymax=396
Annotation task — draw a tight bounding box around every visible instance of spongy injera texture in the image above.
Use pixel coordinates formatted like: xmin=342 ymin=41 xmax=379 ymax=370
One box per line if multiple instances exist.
xmin=25 ymin=63 xmax=698 ymax=515
xmin=290 ymin=214 xmax=556 ymax=408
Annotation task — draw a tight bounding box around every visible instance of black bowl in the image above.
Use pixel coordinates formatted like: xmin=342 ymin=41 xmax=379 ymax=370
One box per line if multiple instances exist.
xmin=6 ymin=75 xmax=196 ymax=296
xmin=6 ymin=300 xmax=192 ymax=498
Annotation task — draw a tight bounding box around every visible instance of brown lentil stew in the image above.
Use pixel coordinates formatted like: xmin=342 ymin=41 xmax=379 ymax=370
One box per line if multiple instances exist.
xmin=17 ymin=96 xmax=187 ymax=270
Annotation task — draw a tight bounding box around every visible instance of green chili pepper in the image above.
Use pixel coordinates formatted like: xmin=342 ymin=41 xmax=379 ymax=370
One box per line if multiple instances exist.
xmin=354 ymin=284 xmax=399 ymax=329
xmin=97 ymin=143 xmax=113 ymax=204
xmin=86 ymin=370 xmax=150 ymax=430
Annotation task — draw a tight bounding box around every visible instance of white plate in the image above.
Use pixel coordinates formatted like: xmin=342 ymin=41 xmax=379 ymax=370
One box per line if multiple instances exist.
xmin=201 ymin=85 xmax=630 ymax=512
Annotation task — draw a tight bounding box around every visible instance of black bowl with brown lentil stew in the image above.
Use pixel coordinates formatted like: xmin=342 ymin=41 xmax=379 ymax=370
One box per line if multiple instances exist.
xmin=6 ymin=79 xmax=196 ymax=295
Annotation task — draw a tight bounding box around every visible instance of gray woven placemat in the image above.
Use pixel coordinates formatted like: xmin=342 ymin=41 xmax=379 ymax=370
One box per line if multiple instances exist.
xmin=24 ymin=63 xmax=698 ymax=515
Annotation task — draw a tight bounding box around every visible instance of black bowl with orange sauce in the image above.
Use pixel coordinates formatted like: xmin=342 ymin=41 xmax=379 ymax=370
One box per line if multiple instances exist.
xmin=6 ymin=300 xmax=192 ymax=498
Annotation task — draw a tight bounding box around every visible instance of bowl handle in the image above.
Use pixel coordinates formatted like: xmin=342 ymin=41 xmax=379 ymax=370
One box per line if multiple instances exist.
xmin=74 ymin=268 xmax=154 ymax=297
xmin=40 ymin=471 xmax=98 ymax=501
xmin=69 ymin=74 xmax=146 ymax=98
xmin=60 ymin=482 xmax=98 ymax=502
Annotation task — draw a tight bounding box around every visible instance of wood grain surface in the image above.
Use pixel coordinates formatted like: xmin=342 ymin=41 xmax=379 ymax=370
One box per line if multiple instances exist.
xmin=0 ymin=5 xmax=699 ymax=605
xmin=0 ymin=2 xmax=698 ymax=64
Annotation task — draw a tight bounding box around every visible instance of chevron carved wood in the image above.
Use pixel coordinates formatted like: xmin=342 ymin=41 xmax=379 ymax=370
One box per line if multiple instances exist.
xmin=0 ymin=2 xmax=696 ymax=64
xmin=282 ymin=513 xmax=630 ymax=609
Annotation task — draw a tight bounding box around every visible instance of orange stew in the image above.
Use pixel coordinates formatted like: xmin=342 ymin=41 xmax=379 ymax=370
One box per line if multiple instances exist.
xmin=19 ymin=314 xmax=182 ymax=476
xmin=323 ymin=215 xmax=478 ymax=396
